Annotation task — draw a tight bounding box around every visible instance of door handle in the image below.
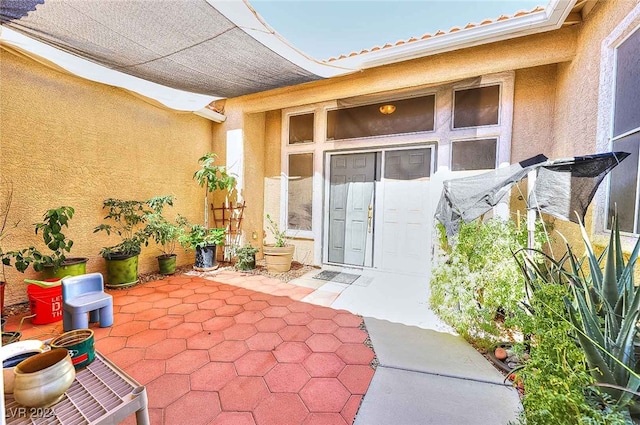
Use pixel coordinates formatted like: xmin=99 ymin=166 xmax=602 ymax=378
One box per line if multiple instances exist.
xmin=368 ymin=204 xmax=373 ymax=233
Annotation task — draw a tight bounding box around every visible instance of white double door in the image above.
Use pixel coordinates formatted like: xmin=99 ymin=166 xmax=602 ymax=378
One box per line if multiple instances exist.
xmin=326 ymin=148 xmax=432 ymax=275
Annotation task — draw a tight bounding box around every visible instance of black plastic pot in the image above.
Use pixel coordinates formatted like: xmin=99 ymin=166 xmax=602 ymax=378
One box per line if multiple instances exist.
xmin=194 ymin=245 xmax=217 ymax=270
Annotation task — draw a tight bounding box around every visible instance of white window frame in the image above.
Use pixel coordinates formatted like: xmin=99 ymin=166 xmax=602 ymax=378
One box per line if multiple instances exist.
xmin=451 ymin=83 xmax=503 ymax=130
xmin=449 ymin=137 xmax=499 ymax=171
xmin=594 ymin=4 xmax=640 ymax=247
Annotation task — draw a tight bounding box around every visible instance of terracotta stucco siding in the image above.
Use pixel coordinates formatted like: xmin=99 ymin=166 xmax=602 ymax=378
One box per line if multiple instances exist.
xmin=0 ymin=50 xmax=212 ymax=305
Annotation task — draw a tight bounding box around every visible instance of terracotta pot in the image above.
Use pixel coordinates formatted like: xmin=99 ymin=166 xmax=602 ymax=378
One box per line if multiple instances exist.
xmin=13 ymin=348 xmax=75 ymax=407
xmin=263 ymin=245 xmax=295 ymax=273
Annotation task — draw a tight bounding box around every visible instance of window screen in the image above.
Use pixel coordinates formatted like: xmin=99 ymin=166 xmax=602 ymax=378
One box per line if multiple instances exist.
xmin=453 ymin=85 xmax=500 ymax=128
xmin=289 ymin=113 xmax=314 ymax=144
xmin=451 ymin=139 xmax=497 ymax=171
xmin=384 ymin=148 xmax=432 ymax=180
xmin=608 ymin=27 xmax=640 ymax=233
xmin=288 ymin=153 xmax=313 ymax=231
xmin=327 ymin=95 xmax=435 ymax=140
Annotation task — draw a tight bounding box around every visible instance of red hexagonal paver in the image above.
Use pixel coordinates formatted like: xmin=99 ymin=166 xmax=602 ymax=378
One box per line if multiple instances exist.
xmin=134 ymin=308 xmax=167 ymax=321
xmin=215 ymin=304 xmax=244 ymax=317
xmin=182 ymin=293 xmax=209 ymax=304
xmin=110 ymin=320 xmax=149 ymax=337
xmin=156 ymin=284 xmax=181 ymax=293
xmin=227 ymin=295 xmax=252 ymax=305
xmin=234 ymin=310 xmax=265 ymax=324
xmin=300 ymin=378 xmax=350 ymax=413
xmin=303 ymin=413 xmax=348 ymax=425
xmin=303 ymin=353 xmax=346 ymax=378
xmin=187 ymin=330 xmax=224 ymax=349
xmin=243 ymin=300 xmax=270 ymax=311
xmin=334 ymin=327 xmax=367 ymax=344
xmin=194 ymin=285 xmax=219 ymax=294
xmin=309 ymin=307 xmax=338 ymax=320
xmin=112 ymin=295 xmax=138 ymax=306
xmin=152 ymin=297 xmax=181 ymax=309
xmin=223 ymin=323 xmax=258 ymax=340
xmin=332 ymin=313 xmax=363 ymax=328
xmin=338 ymin=365 xmax=375 ymax=394
xmin=184 ymin=309 xmax=216 ymax=323
xmin=219 ymin=376 xmax=270 ymax=411
xmin=126 ymin=329 xmax=167 ymax=348
xmin=283 ymin=312 xmax=313 ymax=326
xmin=254 ymin=393 xmax=309 ymax=425
xmin=190 ymin=362 xmax=237 ymax=391
xmin=145 ymin=338 xmax=187 ymax=360
xmin=233 ymin=287 xmax=255 ymax=296
xmin=255 ymin=317 xmax=287 ymax=333
xmin=149 ymin=314 xmax=183 ymax=330
xmin=165 ymin=391 xmax=221 ymax=425
xmin=263 ymin=306 xmax=290 ymax=318
xmin=210 ymin=412 xmax=256 ymax=425
xmin=273 ymin=342 xmax=312 ymax=363
xmin=279 ymin=325 xmax=313 ymax=342
xmin=126 ymin=359 xmax=165 ymax=385
xmin=264 ymin=363 xmax=310 ymax=393
xmin=341 ymin=395 xmax=362 ymax=424
xmin=95 ymin=336 xmax=126 ymax=354
xmin=145 ymin=374 xmax=191 ymax=408
xmin=166 ymin=349 xmax=210 ymax=374
xmin=168 ymin=288 xmax=194 ymax=298
xmin=140 ymin=292 xmax=167 ymax=303
xmin=210 ymin=290 xmax=235 ymax=300
xmin=336 ymin=344 xmax=375 ymax=365
xmin=109 ymin=348 xmax=145 ymax=370
xmin=166 ymin=322 xmax=202 ymax=339
xmin=120 ymin=301 xmax=153 ymax=314
xmin=198 ymin=299 xmax=226 ymax=310
xmin=288 ymin=301 xmax=315 ymax=313
xmin=234 ymin=351 xmax=277 ymax=376
xmin=250 ymin=292 xmax=274 ymax=301
xmin=266 ymin=296 xmax=293 ymax=307
xmin=246 ymin=332 xmax=283 ymax=351
xmin=208 ymin=340 xmax=249 ymax=362
xmin=167 ymin=303 xmax=198 ymax=315
xmin=306 ymin=334 xmax=342 ymax=353
xmin=307 ymin=319 xmax=339 ymax=334
xmin=203 ymin=316 xmax=236 ymax=331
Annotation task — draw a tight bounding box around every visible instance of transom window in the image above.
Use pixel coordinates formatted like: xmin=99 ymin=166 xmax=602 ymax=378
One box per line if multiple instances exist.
xmin=607 ymin=26 xmax=640 ymax=233
xmin=453 ymin=85 xmax=500 ymax=129
xmin=451 ymin=138 xmax=497 ymax=171
xmin=289 ymin=113 xmax=314 ymax=144
xmin=326 ymin=95 xmax=435 ymax=140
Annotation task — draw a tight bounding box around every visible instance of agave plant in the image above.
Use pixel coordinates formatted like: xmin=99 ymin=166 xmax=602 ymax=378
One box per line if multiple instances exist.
xmin=515 ymin=215 xmax=640 ymax=416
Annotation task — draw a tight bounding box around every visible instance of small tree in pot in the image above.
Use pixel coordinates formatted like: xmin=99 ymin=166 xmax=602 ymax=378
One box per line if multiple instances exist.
xmin=179 ymin=223 xmax=225 ymax=271
xmin=263 ymin=214 xmax=295 ymax=273
xmin=193 ymin=153 xmax=236 ymax=227
xmin=144 ymin=214 xmax=187 ymax=275
xmin=94 ymin=195 xmax=174 ymax=287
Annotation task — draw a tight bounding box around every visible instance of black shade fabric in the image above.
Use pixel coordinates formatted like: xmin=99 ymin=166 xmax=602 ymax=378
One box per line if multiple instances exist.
xmin=435 ymin=152 xmax=630 ymax=238
xmin=0 ymin=0 xmax=328 ymax=98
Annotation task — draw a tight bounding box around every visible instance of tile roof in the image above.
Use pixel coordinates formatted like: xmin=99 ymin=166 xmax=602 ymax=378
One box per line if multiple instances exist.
xmin=324 ymin=6 xmax=546 ymax=63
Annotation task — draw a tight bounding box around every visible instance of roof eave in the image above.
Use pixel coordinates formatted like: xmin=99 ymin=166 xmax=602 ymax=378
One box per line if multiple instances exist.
xmin=329 ymin=0 xmax=577 ymax=70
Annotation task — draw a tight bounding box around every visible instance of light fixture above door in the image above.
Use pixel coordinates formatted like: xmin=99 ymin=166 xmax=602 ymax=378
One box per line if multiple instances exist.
xmin=379 ymin=104 xmax=396 ymax=115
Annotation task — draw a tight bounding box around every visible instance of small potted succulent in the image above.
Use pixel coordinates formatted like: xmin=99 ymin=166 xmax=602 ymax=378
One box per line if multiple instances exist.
xmin=263 ymin=214 xmax=294 ymax=272
xmin=179 ymin=223 xmax=225 ymax=270
xmin=234 ymin=244 xmax=259 ymax=271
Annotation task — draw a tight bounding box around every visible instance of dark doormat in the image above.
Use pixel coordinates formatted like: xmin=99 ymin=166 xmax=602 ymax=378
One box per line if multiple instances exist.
xmin=313 ymin=270 xmax=361 ymax=285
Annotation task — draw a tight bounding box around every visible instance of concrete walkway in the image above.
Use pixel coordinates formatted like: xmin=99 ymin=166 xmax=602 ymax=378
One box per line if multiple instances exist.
xmin=355 ymin=318 xmax=522 ymax=425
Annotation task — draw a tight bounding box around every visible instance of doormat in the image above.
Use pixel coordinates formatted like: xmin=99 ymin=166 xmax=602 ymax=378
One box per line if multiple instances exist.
xmin=313 ymin=270 xmax=361 ymax=285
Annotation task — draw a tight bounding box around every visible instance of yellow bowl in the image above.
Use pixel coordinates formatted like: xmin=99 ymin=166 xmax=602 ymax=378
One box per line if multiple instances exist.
xmin=13 ymin=348 xmax=75 ymax=407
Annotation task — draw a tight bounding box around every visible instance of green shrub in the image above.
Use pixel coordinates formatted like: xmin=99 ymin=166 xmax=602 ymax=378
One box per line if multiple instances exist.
xmin=430 ymin=218 xmax=537 ymax=346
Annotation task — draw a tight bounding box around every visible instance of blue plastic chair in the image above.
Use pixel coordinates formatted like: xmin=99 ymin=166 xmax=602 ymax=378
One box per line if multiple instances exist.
xmin=62 ymin=273 xmax=113 ymax=331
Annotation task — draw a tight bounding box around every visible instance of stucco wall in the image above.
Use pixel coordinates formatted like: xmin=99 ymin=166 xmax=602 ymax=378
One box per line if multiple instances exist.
xmin=0 ymin=50 xmax=213 ymax=305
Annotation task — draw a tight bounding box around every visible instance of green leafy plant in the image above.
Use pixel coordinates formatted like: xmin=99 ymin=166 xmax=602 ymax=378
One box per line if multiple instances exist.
xmin=6 ymin=206 xmax=75 ymax=273
xmin=94 ymin=196 xmax=174 ymax=258
xmin=144 ymin=214 xmax=188 ymax=256
xmin=265 ymin=214 xmax=288 ymax=247
xmin=513 ymin=214 xmax=640 ymax=421
xmin=179 ymin=224 xmax=225 ymax=251
xmin=234 ymin=244 xmax=259 ymax=270
xmin=430 ymin=218 xmax=544 ymax=346
xmin=193 ymin=153 xmax=237 ymax=194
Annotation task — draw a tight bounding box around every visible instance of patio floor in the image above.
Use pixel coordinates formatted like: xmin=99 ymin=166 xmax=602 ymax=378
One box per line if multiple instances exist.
xmin=5 ymin=273 xmax=376 ymax=425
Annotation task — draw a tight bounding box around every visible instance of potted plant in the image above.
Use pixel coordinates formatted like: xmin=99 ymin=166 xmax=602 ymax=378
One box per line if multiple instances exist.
xmin=6 ymin=206 xmax=88 ymax=278
xmin=234 ymin=244 xmax=259 ymax=271
xmin=263 ymin=214 xmax=295 ymax=273
xmin=93 ymin=195 xmax=173 ymax=287
xmin=144 ymin=213 xmax=187 ymax=275
xmin=193 ymin=152 xmax=237 ymax=228
xmin=179 ymin=223 xmax=225 ymax=271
